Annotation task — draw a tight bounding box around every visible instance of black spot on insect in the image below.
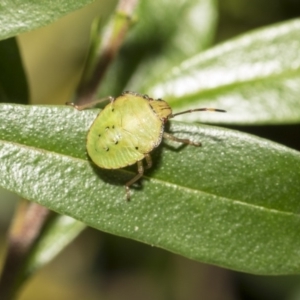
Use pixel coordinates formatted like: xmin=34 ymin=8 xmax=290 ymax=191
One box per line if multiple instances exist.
xmin=105 ymin=147 xmax=109 ymax=151
xmin=115 ymin=140 xmax=119 ymax=145
xmin=105 ymin=126 xmax=109 ymax=130
xmin=112 ymin=125 xmax=115 ymax=129
xmin=135 ymin=146 xmax=139 ymax=150
xmin=98 ymin=134 xmax=101 ymax=137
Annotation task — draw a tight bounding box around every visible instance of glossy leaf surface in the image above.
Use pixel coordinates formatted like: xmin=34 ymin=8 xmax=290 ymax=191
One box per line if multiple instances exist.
xmin=1 ymin=104 xmax=300 ymax=275
xmin=146 ymin=19 xmax=300 ymax=125
xmin=0 ymin=0 xmax=96 ymax=40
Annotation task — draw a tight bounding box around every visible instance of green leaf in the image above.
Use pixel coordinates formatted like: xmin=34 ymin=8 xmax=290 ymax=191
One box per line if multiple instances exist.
xmin=0 ymin=0 xmax=96 ymax=40
xmin=0 ymin=38 xmax=28 ymax=103
xmin=1 ymin=104 xmax=300 ymax=275
xmin=99 ymin=0 xmax=218 ymax=96
xmin=146 ymin=18 xmax=300 ymax=125
xmin=23 ymin=215 xmax=85 ymax=280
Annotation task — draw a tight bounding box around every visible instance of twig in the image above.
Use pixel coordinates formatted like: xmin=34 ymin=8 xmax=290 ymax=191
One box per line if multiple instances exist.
xmin=0 ymin=201 xmax=50 ymax=300
xmin=76 ymin=0 xmax=139 ymax=105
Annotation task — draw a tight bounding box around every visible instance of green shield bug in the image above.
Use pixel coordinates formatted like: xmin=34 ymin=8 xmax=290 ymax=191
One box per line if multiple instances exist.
xmin=67 ymin=91 xmax=225 ymax=200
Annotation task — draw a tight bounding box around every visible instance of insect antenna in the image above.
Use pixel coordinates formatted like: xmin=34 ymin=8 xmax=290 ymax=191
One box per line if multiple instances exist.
xmin=170 ymin=107 xmax=226 ymax=118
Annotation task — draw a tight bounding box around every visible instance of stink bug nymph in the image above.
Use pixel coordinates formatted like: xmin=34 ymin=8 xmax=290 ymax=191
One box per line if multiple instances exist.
xmin=67 ymin=91 xmax=225 ymax=200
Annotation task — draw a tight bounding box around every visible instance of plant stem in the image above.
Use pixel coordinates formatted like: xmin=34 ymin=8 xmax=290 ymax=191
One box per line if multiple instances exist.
xmin=0 ymin=200 xmax=50 ymax=300
xmin=76 ymin=0 xmax=139 ymax=105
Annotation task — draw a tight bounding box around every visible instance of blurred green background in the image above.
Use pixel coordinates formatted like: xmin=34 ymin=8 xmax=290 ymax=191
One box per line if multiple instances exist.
xmin=1 ymin=0 xmax=300 ymax=299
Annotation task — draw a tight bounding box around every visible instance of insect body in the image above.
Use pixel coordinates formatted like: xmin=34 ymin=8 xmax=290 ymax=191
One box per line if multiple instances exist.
xmin=87 ymin=93 xmax=170 ymax=169
xmin=68 ymin=91 xmax=225 ymax=200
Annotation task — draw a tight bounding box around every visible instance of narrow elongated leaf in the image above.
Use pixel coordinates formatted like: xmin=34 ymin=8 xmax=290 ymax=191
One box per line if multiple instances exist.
xmin=23 ymin=215 xmax=86 ymax=279
xmin=0 ymin=0 xmax=96 ymax=40
xmin=146 ymin=18 xmax=300 ymax=125
xmin=1 ymin=104 xmax=300 ymax=275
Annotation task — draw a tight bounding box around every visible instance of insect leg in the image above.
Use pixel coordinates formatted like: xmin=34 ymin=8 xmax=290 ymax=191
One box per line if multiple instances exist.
xmin=163 ymin=132 xmax=201 ymax=146
xmin=125 ymin=160 xmax=144 ymax=201
xmin=66 ymin=96 xmax=114 ymax=110
xmin=144 ymin=154 xmax=152 ymax=169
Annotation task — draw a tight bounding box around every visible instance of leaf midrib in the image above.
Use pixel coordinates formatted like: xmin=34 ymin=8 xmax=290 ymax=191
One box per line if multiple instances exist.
xmin=1 ymin=139 xmax=298 ymax=218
